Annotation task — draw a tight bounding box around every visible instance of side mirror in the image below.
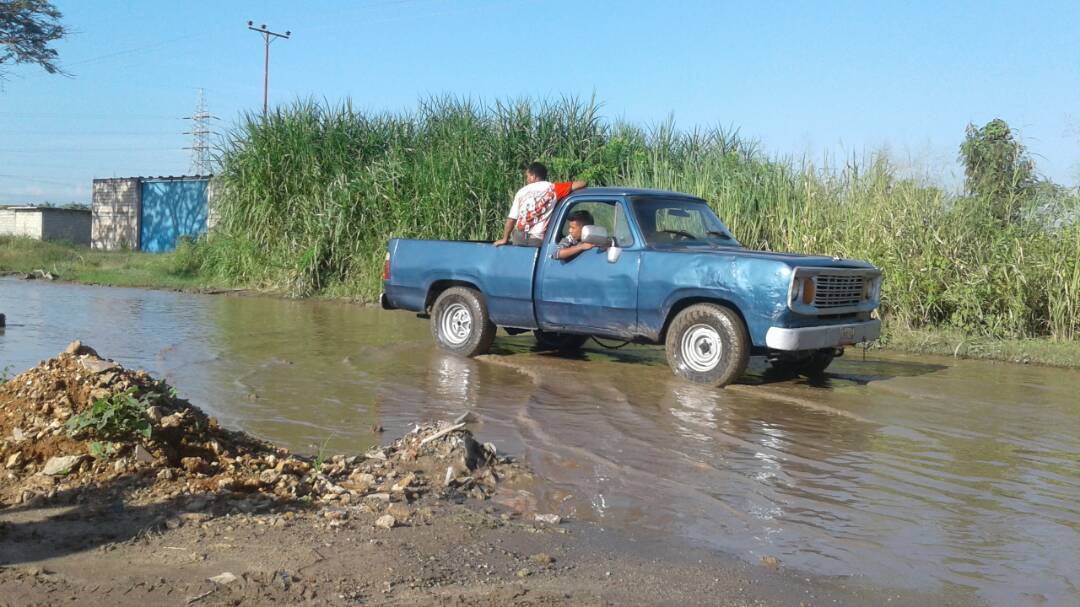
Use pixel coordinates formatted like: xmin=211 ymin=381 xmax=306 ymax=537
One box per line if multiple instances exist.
xmin=607 ymin=246 xmax=622 ymax=263
xmin=580 ymin=225 xmax=609 ymax=245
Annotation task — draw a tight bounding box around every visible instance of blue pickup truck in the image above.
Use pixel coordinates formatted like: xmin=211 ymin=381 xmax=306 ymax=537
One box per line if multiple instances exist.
xmin=381 ymin=187 xmax=882 ymax=386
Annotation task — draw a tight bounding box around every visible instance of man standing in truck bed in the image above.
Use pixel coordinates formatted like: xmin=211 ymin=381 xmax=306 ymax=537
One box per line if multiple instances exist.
xmin=494 ymin=162 xmax=586 ymax=247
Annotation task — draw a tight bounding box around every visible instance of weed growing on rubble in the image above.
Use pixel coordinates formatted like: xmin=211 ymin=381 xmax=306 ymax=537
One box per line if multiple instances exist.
xmin=0 ymin=365 xmax=11 ymax=384
xmin=65 ymin=389 xmax=153 ymax=443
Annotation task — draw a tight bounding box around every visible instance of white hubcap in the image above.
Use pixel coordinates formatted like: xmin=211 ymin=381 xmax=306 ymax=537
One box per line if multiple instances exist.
xmin=681 ymin=324 xmax=722 ymax=372
xmin=441 ymin=303 xmax=472 ymax=345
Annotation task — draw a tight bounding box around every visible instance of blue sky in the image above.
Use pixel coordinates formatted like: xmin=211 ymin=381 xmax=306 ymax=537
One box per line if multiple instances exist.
xmin=1 ymin=0 xmax=1077 ymax=203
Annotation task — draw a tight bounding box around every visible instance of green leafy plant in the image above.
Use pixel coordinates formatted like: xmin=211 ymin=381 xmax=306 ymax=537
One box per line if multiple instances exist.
xmin=65 ymin=389 xmax=152 ymax=442
xmin=312 ymin=434 xmax=335 ymax=472
xmin=89 ymin=441 xmax=118 ymax=459
xmin=0 ymin=365 xmax=12 ymax=384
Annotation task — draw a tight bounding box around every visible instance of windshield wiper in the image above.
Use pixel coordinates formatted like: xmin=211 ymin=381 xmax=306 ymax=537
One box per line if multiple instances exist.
xmin=706 ymin=231 xmax=732 ymax=240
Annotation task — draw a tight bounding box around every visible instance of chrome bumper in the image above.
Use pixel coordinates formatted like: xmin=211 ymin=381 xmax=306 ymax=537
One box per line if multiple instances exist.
xmin=765 ymin=319 xmax=880 ymax=351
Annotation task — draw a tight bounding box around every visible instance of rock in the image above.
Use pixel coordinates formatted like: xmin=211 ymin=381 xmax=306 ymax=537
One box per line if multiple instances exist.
xmin=209 ymin=572 xmax=238 ymax=585
xmin=534 ymin=513 xmax=561 ymax=525
xmin=41 ymin=455 xmax=83 ymax=476
xmin=391 ymin=472 xmax=416 ymax=493
xmin=144 ymin=406 xmax=164 ymax=422
xmin=323 ymin=509 xmax=348 ymax=521
xmin=530 ymin=553 xmax=555 ymax=565
xmin=156 ymin=468 xmax=175 ymax=481
xmin=386 ymin=503 xmax=411 ymax=521
xmin=64 ymin=340 xmax=99 ymax=357
xmin=133 ymin=444 xmax=155 ymax=464
xmin=180 ymin=457 xmax=207 ymax=474
xmin=179 ymin=512 xmax=212 ymax=524
xmin=259 ymin=469 xmax=281 ymax=485
xmin=760 ymin=555 xmax=780 ymax=569
xmin=366 ymin=492 xmax=391 ymax=503
xmin=516 ymin=568 xmax=531 ymax=578
xmin=159 ymin=413 xmax=183 ymax=429
xmin=5 ymin=452 xmax=22 ymax=469
xmin=374 ymin=514 xmax=396 ymax=530
xmin=79 ymin=358 xmax=119 ymax=375
xmin=12 ymin=427 xmax=25 ymax=442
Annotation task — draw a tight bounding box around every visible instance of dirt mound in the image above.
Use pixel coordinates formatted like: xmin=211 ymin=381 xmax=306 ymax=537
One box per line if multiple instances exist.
xmin=0 ymin=343 xmax=527 ymax=517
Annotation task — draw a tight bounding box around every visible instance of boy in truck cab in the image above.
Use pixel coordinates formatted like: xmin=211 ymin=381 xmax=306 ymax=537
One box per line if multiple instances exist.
xmin=553 ymin=210 xmax=598 ymax=261
xmin=494 ymin=162 xmax=586 ymax=247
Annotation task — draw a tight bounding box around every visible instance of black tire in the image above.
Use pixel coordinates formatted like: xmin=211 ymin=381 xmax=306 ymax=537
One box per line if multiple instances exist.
xmin=770 ymin=349 xmax=836 ymax=377
xmin=665 ymin=303 xmax=749 ymax=387
xmin=430 ymin=287 xmax=496 ymax=357
xmin=533 ymin=330 xmax=589 ymax=352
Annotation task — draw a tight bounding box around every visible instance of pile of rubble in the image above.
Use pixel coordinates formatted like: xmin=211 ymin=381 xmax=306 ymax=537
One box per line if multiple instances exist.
xmin=0 ymin=342 xmax=528 ymax=521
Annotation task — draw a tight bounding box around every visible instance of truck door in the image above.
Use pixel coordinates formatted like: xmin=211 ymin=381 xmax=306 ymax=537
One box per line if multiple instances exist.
xmin=535 ymin=198 xmax=640 ymax=336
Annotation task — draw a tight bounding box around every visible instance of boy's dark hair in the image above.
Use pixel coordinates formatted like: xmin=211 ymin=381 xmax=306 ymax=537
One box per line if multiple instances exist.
xmin=526 ymin=161 xmax=548 ymax=180
xmin=568 ymin=210 xmax=594 ymax=225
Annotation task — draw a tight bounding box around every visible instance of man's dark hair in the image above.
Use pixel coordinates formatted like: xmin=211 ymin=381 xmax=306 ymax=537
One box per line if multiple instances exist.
xmin=568 ymin=210 xmax=594 ymax=225
xmin=526 ymin=161 xmax=548 ymax=181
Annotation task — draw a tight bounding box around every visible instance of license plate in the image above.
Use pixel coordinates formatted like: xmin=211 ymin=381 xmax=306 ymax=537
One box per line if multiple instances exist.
xmin=840 ymin=327 xmax=855 ymax=344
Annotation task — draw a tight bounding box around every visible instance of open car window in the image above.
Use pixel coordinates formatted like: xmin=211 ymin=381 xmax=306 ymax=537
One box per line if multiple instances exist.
xmin=631 ymin=197 xmax=739 ymax=247
xmin=558 ymin=200 xmax=635 ymax=247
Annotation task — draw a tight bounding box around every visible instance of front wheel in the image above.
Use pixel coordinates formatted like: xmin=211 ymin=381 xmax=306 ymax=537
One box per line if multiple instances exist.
xmin=665 ymin=304 xmax=749 ymax=387
xmin=430 ymin=287 xmax=496 ymax=357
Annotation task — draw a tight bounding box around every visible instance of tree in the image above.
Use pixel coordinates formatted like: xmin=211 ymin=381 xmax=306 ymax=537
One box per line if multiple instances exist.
xmin=958 ymin=118 xmax=1036 ymax=223
xmin=0 ymin=0 xmax=66 ymax=79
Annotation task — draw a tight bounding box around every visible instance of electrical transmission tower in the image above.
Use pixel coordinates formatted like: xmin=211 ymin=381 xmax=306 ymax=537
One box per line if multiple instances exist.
xmin=183 ymin=88 xmax=217 ymax=175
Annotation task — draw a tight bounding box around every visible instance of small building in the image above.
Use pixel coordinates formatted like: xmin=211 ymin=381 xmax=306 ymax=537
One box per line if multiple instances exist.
xmin=0 ymin=206 xmax=92 ymax=245
xmin=92 ymin=175 xmax=215 ymax=252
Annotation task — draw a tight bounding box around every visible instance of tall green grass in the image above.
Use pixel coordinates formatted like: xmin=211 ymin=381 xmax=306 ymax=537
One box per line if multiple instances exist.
xmin=195 ymin=97 xmax=1080 ymax=341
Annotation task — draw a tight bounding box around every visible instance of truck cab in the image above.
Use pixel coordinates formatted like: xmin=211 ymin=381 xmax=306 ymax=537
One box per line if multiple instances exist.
xmin=382 ymin=188 xmax=882 ymax=386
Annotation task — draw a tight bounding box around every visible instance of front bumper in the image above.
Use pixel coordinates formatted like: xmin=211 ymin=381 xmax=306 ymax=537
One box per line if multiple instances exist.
xmin=765 ymin=319 xmax=880 ymax=351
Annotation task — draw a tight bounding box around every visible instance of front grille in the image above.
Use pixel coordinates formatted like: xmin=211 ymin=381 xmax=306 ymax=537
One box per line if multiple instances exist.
xmin=813 ymin=274 xmax=865 ymax=308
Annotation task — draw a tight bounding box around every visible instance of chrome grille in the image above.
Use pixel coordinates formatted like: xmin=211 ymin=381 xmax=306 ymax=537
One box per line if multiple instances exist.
xmin=813 ymin=274 xmax=866 ymax=308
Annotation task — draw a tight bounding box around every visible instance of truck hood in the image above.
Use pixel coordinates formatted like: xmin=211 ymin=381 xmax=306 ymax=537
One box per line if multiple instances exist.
xmin=652 ymin=245 xmax=876 ymax=269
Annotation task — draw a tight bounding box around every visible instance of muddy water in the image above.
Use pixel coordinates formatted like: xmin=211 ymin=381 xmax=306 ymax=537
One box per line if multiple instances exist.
xmin=2 ymin=278 xmax=1078 ymax=605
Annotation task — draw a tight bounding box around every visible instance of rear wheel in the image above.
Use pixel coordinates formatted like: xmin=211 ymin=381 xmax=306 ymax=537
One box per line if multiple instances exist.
xmin=665 ymin=304 xmax=749 ymax=387
xmin=430 ymin=287 xmax=496 ymax=357
xmin=533 ymin=330 xmax=589 ymax=352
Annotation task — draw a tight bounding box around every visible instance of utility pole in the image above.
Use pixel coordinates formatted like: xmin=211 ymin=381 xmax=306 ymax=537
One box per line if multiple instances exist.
xmin=247 ymin=21 xmax=291 ymax=116
xmin=183 ymin=88 xmax=218 ymax=175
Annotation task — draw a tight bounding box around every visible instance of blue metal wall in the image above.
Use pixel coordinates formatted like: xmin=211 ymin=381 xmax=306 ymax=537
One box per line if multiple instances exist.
xmin=139 ymin=178 xmax=208 ymax=252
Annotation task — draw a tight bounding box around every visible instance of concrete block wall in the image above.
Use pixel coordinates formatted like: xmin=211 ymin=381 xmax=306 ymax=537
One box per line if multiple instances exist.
xmin=92 ymin=178 xmax=141 ymax=250
xmin=0 ymin=209 xmax=15 ymax=235
xmin=13 ymin=209 xmax=43 ymax=239
xmin=206 ymin=177 xmax=221 ymax=230
xmin=41 ymin=209 xmax=92 ymax=245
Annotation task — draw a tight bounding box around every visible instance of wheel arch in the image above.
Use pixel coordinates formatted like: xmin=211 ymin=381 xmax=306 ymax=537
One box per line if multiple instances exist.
xmin=425 ymin=279 xmax=483 ymax=313
xmin=660 ymin=296 xmax=750 ymax=343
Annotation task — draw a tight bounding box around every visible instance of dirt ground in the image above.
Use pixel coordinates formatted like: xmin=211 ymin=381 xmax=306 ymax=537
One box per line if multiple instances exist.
xmin=0 ymin=345 xmax=983 ymax=606
xmin=0 ymin=496 xmax=983 ymax=607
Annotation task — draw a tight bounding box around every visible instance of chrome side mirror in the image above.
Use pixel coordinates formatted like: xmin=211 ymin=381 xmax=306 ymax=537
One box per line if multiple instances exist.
xmin=581 ymin=225 xmax=609 ymax=245
xmin=607 ymin=246 xmax=622 ymax=263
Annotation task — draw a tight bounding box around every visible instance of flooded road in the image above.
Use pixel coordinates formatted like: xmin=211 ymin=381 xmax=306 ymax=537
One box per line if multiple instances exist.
xmin=2 ymin=278 xmax=1078 ymax=605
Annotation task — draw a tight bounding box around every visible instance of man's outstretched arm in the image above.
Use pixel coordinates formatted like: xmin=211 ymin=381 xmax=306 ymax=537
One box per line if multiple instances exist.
xmin=494 ymin=218 xmax=515 ymax=246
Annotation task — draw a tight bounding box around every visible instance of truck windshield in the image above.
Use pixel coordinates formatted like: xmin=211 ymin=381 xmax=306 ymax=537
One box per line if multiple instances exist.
xmin=631 ymin=197 xmax=741 ymax=247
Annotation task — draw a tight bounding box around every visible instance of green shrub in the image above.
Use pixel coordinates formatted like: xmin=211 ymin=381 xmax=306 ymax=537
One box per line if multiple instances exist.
xmin=196 ymin=96 xmax=1079 ymax=341
xmin=65 ymin=389 xmax=152 ymax=442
